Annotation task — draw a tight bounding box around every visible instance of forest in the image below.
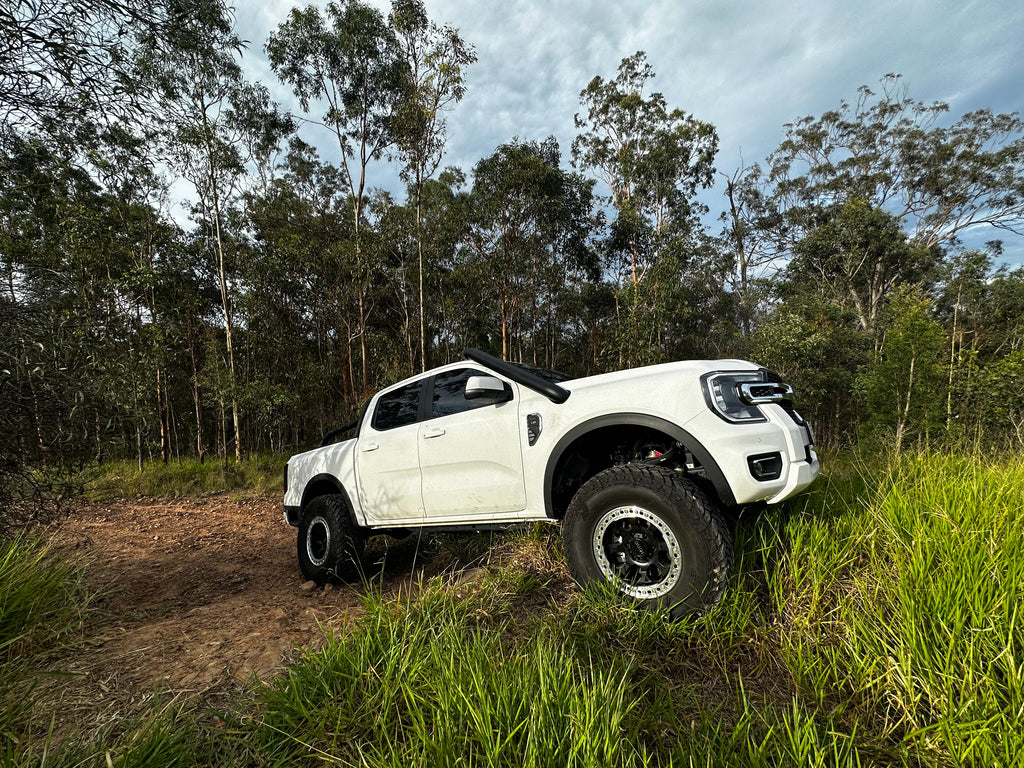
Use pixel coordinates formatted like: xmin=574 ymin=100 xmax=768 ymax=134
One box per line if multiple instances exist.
xmin=3 ymin=0 xmax=1024 ymax=491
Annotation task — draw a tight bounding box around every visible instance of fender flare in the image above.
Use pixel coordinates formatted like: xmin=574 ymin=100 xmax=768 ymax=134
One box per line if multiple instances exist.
xmin=298 ymin=474 xmax=361 ymax=527
xmin=542 ymin=413 xmax=737 ymax=517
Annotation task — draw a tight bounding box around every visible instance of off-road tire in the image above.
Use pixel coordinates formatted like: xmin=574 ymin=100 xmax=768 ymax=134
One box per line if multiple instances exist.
xmin=562 ymin=465 xmax=732 ymax=618
xmin=297 ymin=494 xmax=366 ymax=584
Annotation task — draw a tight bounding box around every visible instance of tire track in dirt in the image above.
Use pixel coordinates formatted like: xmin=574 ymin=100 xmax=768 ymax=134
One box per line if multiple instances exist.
xmin=43 ymin=493 xmax=422 ymax=731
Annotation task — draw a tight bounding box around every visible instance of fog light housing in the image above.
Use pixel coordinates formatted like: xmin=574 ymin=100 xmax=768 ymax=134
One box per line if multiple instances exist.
xmin=748 ymin=452 xmax=783 ymax=481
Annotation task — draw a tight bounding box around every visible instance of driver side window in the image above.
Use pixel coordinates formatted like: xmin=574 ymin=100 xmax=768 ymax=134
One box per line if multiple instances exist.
xmin=430 ymin=368 xmax=501 ymax=418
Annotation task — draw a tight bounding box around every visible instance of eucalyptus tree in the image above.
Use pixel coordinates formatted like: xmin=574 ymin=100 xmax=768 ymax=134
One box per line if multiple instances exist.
xmin=934 ymin=249 xmax=1024 ymax=438
xmin=0 ymin=134 xmax=172 ymax=468
xmin=572 ymin=51 xmax=717 ymax=365
xmin=788 ymin=198 xmax=939 ymax=334
xmin=573 ymin=52 xmax=717 ymax=281
xmin=717 ymin=163 xmax=781 ymax=336
xmin=370 ymin=168 xmax=470 ymax=376
xmin=763 ymin=75 xmax=1024 ymax=249
xmin=465 ymin=138 xmax=595 ymax=363
xmin=857 ymin=287 xmax=947 ymax=452
xmin=0 ymin=0 xmax=167 ymax=146
xmin=141 ymin=0 xmax=292 ymax=461
xmin=243 ymin=138 xmax=362 ymax=412
xmin=388 ymin=0 xmax=475 ymax=371
xmin=267 ymin=0 xmax=406 ymax=391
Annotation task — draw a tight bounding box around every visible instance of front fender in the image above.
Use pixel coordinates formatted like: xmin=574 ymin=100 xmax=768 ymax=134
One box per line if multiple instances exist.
xmin=542 ymin=412 xmax=737 ymax=518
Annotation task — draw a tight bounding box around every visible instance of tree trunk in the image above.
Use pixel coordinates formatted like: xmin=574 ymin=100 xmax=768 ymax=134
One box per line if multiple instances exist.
xmin=416 ymin=176 xmax=427 ymax=373
xmin=156 ymin=366 xmax=169 ymax=465
xmin=202 ymin=109 xmax=242 ymax=463
xmin=895 ymin=355 xmax=916 ymax=453
xmin=187 ymin=321 xmax=205 ymax=462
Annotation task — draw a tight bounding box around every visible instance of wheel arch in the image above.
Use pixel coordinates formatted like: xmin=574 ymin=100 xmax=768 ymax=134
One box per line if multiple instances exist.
xmin=543 ymin=413 xmax=737 ymax=519
xmin=295 ymin=474 xmax=359 ymax=527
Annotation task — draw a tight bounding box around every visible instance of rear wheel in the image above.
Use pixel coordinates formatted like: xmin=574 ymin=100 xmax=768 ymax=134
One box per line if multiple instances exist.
xmin=297 ymin=494 xmax=365 ymax=584
xmin=562 ymin=465 xmax=732 ymax=618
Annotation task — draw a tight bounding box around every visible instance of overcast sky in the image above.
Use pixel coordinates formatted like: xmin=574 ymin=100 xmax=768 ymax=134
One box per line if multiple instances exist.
xmin=233 ymin=0 xmax=1024 ymax=266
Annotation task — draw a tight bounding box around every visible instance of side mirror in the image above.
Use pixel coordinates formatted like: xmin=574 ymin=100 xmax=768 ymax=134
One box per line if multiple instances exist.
xmin=465 ymin=375 xmax=512 ymax=404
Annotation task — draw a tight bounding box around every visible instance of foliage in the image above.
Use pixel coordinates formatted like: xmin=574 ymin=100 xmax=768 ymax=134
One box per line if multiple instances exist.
xmin=0 ymin=0 xmax=175 ymax=144
xmin=464 ymin=137 xmax=596 ymax=362
xmin=81 ymin=454 xmax=286 ymax=500
xmin=857 ymin=287 xmax=947 ymax=450
xmin=389 ymin=0 xmax=476 ymax=371
xmin=764 ymin=74 xmax=1024 ymax=248
xmin=754 ymin=298 xmax=869 ymax=446
xmin=5 ymin=14 xmax=1024 ymax=475
xmin=572 ymin=51 xmax=720 ymax=367
xmin=770 ymin=452 xmax=1024 ymax=765
xmin=963 ymin=349 xmax=1024 ymax=447
xmin=0 ymin=536 xmax=86 ymax=657
xmin=788 ymin=198 xmax=939 ymax=333
xmin=0 ymin=536 xmax=89 ymax=759
xmin=572 ymin=51 xmax=718 ymax=237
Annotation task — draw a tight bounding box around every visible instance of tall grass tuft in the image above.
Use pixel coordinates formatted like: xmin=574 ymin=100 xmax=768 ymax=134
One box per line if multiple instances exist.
xmin=772 ymin=452 xmax=1024 ymax=765
xmin=249 ymin=584 xmax=645 ymax=767
xmin=0 ymin=536 xmax=90 ymax=764
xmin=0 ymin=536 xmax=87 ymax=658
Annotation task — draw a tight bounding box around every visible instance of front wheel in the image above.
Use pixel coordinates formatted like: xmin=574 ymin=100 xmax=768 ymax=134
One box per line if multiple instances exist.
xmin=562 ymin=465 xmax=732 ymax=619
xmin=297 ymin=494 xmax=366 ymax=584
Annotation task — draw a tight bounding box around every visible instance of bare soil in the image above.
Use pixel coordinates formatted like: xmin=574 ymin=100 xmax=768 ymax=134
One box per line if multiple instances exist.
xmin=41 ymin=493 xmax=429 ymax=732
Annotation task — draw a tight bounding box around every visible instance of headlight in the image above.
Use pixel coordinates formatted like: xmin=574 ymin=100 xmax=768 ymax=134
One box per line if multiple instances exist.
xmin=701 ymin=372 xmax=767 ymax=423
xmin=701 ymin=370 xmax=795 ymax=424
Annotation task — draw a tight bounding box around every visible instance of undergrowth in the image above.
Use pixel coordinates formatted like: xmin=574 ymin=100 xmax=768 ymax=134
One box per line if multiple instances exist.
xmin=0 ymin=537 xmax=90 ymax=764
xmin=4 ymin=450 xmax=1023 ymax=766
xmin=80 ymin=454 xmax=287 ymax=500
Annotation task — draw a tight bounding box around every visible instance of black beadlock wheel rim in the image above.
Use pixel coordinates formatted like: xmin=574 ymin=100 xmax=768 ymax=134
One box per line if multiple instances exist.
xmin=306 ymin=516 xmax=331 ymax=567
xmin=592 ymin=505 xmax=682 ymax=599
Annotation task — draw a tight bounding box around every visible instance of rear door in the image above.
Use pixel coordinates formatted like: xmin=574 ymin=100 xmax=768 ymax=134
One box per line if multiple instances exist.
xmin=418 ymin=368 xmax=526 ymax=520
xmin=355 ymin=378 xmax=425 ymax=522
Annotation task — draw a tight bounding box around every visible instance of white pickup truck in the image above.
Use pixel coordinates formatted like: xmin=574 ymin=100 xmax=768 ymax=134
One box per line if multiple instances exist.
xmin=283 ymin=348 xmax=819 ymax=617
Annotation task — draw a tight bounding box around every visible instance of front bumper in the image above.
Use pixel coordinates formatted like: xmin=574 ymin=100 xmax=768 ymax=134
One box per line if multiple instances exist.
xmin=767 ymin=449 xmax=820 ymax=503
xmin=683 ymin=406 xmax=819 ymax=506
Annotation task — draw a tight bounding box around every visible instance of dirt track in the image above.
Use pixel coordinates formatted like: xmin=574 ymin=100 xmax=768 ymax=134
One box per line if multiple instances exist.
xmin=44 ymin=493 xmax=429 ymax=729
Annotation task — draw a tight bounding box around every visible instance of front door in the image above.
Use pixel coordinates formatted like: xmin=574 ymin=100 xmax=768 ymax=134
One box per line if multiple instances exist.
xmin=418 ymin=368 xmax=526 ymax=520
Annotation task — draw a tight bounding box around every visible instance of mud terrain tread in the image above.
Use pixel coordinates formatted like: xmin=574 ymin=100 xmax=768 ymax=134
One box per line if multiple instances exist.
xmin=297 ymin=494 xmax=366 ymax=585
xmin=563 ymin=464 xmax=733 ymax=617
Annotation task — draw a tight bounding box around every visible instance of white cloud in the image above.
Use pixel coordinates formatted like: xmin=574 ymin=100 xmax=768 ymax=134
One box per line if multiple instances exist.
xmin=239 ymin=0 xmax=1024 ymax=263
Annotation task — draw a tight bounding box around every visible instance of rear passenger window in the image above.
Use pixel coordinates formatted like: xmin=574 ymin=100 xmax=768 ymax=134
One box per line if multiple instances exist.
xmin=372 ymin=381 xmax=422 ymax=430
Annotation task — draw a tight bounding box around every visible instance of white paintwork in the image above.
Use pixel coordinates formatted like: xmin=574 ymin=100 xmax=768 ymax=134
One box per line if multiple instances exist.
xmin=284 ymin=357 xmax=820 ymax=528
xmin=356 ymin=417 xmax=424 ymax=521
xmin=419 ymin=394 xmax=526 ymax=519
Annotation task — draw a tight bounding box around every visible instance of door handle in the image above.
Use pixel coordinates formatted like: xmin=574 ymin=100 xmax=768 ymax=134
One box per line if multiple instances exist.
xmin=422 ymin=427 xmax=446 ymax=439
xmin=361 ymin=441 xmax=380 ymax=452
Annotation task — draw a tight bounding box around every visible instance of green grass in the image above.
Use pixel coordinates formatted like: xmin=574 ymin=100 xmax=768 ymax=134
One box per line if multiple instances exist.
xmin=769 ymin=453 xmax=1024 ymax=765
xmin=81 ymin=454 xmax=287 ymax=500
xmin=0 ymin=536 xmax=90 ymax=764
xmin=5 ymin=450 xmax=1024 ymax=766
xmin=0 ymin=537 xmax=88 ymax=659
xmin=247 ymin=585 xmax=643 ymax=767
